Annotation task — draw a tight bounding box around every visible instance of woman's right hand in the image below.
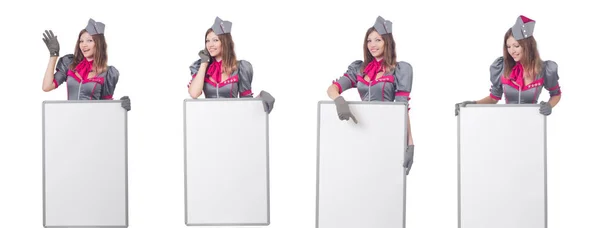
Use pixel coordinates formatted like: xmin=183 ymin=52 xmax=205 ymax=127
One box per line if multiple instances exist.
xmin=42 ymin=30 xmax=60 ymax=57
xmin=455 ymin=100 xmax=477 ymax=116
xmin=198 ymin=48 xmax=211 ymax=63
xmin=334 ymin=96 xmax=357 ymax=124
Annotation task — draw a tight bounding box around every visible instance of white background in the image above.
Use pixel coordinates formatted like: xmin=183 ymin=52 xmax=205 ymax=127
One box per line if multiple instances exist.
xmin=0 ymin=0 xmax=598 ymax=227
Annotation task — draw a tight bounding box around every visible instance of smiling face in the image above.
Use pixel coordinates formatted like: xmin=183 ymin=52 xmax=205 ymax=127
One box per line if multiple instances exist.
xmin=205 ymin=31 xmax=223 ymax=60
xmin=79 ymin=32 xmax=95 ymax=60
xmin=506 ymin=36 xmax=523 ymax=62
xmin=367 ymin=30 xmax=385 ymax=60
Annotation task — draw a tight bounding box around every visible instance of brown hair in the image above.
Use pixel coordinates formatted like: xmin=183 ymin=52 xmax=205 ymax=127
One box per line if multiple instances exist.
xmin=361 ymin=27 xmax=397 ymax=73
xmin=69 ymin=29 xmax=108 ymax=74
xmin=502 ymin=28 xmax=542 ymax=79
xmin=205 ymin=28 xmax=238 ymax=76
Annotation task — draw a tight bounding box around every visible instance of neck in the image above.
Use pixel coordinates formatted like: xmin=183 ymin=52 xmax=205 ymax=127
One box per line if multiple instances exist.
xmin=85 ymin=57 xmax=94 ymax=62
xmin=375 ymin=57 xmax=383 ymax=62
xmin=215 ymin=56 xmax=223 ymax=62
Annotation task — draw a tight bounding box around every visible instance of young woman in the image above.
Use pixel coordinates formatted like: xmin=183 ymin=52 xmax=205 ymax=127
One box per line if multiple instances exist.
xmin=188 ymin=17 xmax=275 ymax=114
xmin=455 ymin=15 xmax=561 ymax=116
xmin=326 ymin=16 xmax=415 ymax=174
xmin=42 ymin=18 xmax=130 ymax=110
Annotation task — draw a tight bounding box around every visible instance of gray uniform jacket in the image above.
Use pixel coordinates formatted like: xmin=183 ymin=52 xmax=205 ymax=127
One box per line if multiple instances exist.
xmin=53 ymin=54 xmax=119 ymax=100
xmin=189 ymin=58 xmax=253 ymax=98
xmin=333 ymin=60 xmax=413 ymax=109
xmin=488 ymin=57 xmax=561 ymax=104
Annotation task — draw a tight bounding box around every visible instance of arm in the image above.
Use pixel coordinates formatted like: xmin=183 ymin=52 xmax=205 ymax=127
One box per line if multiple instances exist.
xmin=407 ymin=112 xmax=413 ymax=145
xmin=327 ymin=84 xmax=341 ymax=100
xmin=547 ymin=94 xmax=561 ymax=107
xmin=329 ymin=60 xmax=361 ymax=100
xmin=188 ymin=62 xmax=208 ymax=99
xmin=42 ymin=56 xmax=59 ymax=92
xmin=543 ymin=60 xmax=562 ymax=108
xmin=41 ymin=30 xmax=61 ymax=92
xmin=237 ymin=60 xmax=254 ymax=98
xmin=476 ymin=95 xmax=500 ymax=104
xmin=101 ymin=67 xmax=120 ymax=100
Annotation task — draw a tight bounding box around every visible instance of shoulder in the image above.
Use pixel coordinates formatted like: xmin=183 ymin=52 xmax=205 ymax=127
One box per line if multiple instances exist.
xmin=347 ymin=60 xmax=363 ymax=72
xmin=392 ymin=61 xmax=413 ymax=85
xmin=393 ymin=61 xmax=413 ymax=76
xmin=237 ymin=60 xmax=253 ymax=82
xmin=237 ymin=60 xmax=253 ymax=77
xmin=395 ymin=61 xmax=412 ymax=71
xmin=57 ymin=54 xmax=75 ymax=66
xmin=237 ymin=60 xmax=253 ymax=69
xmin=191 ymin=58 xmax=202 ymax=67
xmin=349 ymin=60 xmax=363 ymax=68
xmin=489 ymin=56 xmax=504 ymax=81
xmin=543 ymin=60 xmax=558 ymax=72
xmin=106 ymin=66 xmax=119 ymax=79
xmin=491 ymin=56 xmax=504 ymax=68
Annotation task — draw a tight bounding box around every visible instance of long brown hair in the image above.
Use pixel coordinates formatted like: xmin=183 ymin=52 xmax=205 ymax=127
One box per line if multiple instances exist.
xmin=205 ymin=28 xmax=237 ymax=76
xmin=69 ymin=29 xmax=108 ymax=74
xmin=502 ymin=28 xmax=542 ymax=79
xmin=361 ymin=27 xmax=397 ymax=73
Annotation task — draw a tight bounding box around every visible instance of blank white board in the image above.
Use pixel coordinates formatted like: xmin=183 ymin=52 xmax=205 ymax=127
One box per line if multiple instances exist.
xmin=317 ymin=101 xmax=407 ymax=228
xmin=184 ymin=98 xmax=270 ymax=226
xmin=458 ymin=104 xmax=546 ymax=228
xmin=43 ymin=100 xmax=128 ymax=228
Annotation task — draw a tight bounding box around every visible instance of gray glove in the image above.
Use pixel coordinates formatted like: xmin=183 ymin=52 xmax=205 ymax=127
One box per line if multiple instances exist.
xmin=198 ymin=49 xmax=211 ymax=63
xmin=404 ymin=145 xmax=414 ymax=175
xmin=258 ymin=90 xmax=275 ymax=114
xmin=120 ymin=96 xmax=131 ymax=111
xmin=455 ymin=100 xmax=477 ymax=116
xmin=539 ymin=101 xmax=552 ymax=115
xmin=333 ymin=96 xmax=357 ymax=123
xmin=42 ymin=30 xmax=60 ymax=57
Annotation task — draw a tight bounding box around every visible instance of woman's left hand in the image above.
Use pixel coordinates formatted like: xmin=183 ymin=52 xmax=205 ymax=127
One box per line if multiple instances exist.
xmin=120 ymin=96 xmax=131 ymax=111
xmin=258 ymin=90 xmax=275 ymax=114
xmin=404 ymin=145 xmax=414 ymax=175
xmin=539 ymin=101 xmax=551 ymax=115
